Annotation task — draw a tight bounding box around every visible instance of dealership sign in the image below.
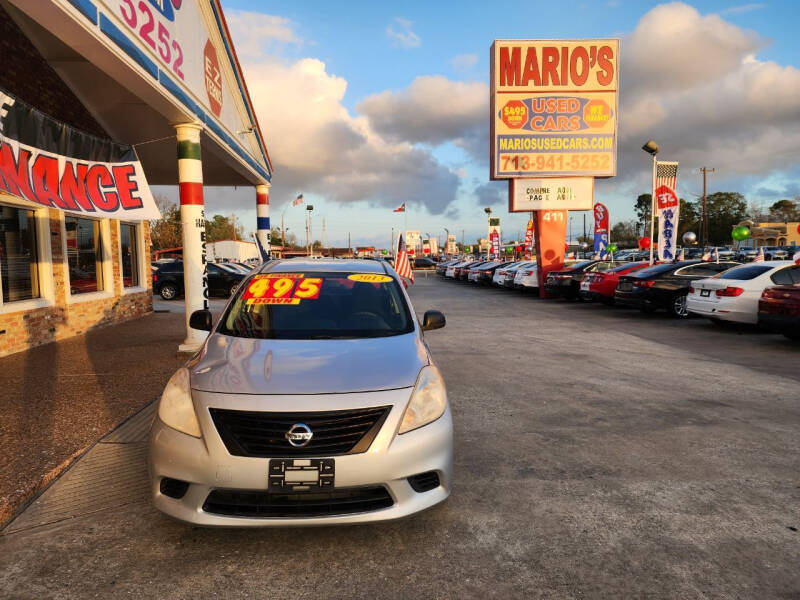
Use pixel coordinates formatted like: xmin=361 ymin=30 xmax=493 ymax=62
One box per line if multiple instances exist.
xmin=509 ymin=177 xmax=593 ymax=212
xmin=490 ymin=39 xmax=618 ymax=179
xmin=0 ymin=90 xmax=159 ymax=219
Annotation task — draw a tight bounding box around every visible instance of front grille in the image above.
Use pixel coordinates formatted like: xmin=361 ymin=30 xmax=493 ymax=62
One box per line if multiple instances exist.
xmin=408 ymin=471 xmax=440 ymax=493
xmin=209 ymin=406 xmax=391 ymax=457
xmin=202 ymin=486 xmax=394 ymax=518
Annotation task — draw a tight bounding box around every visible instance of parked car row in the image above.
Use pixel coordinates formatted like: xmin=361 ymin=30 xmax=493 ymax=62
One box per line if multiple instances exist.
xmin=152 ymin=260 xmax=251 ymax=300
xmin=436 ymin=257 xmax=800 ymax=340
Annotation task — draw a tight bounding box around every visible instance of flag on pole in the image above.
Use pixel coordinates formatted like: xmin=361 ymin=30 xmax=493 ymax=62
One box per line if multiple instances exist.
xmin=393 ymin=203 xmax=406 ymax=213
xmin=754 ymin=247 xmax=765 ymax=262
xmin=794 ymin=250 xmax=800 ymax=265
xmin=293 ymin=193 xmax=304 ymax=206
xmin=677 ymin=248 xmax=685 ymax=261
xmin=655 ymin=161 xmax=679 ymax=261
xmin=702 ymin=251 xmax=712 ymax=261
xmin=395 ymin=234 xmax=414 ymax=284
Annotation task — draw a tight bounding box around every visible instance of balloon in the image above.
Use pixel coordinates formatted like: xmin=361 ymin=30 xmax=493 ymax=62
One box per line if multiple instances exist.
xmin=638 ymin=236 xmax=651 ymax=249
xmin=731 ymin=226 xmax=751 ymax=241
xmin=564 ymin=243 xmax=569 ymax=251
xmin=607 ymin=243 xmax=618 ymax=253
xmin=682 ymin=231 xmax=697 ymax=245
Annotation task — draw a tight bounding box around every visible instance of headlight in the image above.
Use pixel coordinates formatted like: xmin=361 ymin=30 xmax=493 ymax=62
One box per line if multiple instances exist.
xmin=158 ymin=368 xmax=201 ymax=438
xmin=399 ymin=366 xmax=447 ymax=434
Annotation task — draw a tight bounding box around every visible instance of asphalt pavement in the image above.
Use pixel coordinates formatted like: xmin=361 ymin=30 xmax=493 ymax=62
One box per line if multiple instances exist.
xmin=1 ymin=275 xmax=799 ymax=599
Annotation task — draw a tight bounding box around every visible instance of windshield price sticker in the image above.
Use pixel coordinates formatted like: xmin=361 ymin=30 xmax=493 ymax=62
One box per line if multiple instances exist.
xmin=347 ymin=274 xmax=393 ymax=283
xmin=243 ymin=275 xmax=322 ymax=305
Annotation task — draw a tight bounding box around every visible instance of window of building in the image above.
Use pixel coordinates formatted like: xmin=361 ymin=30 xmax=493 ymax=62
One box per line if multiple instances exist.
xmin=0 ymin=203 xmax=40 ymax=304
xmin=120 ymin=223 xmax=139 ymax=288
xmin=65 ymin=216 xmax=104 ymax=294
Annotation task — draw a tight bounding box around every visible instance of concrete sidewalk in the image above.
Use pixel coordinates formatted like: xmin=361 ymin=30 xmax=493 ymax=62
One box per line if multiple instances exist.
xmin=0 ymin=311 xmax=186 ymax=526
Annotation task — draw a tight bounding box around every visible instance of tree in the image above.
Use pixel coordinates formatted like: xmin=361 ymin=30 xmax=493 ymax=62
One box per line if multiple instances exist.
xmin=768 ymin=199 xmax=799 ymax=222
xmin=205 ymin=214 xmax=244 ymax=243
xmin=701 ymin=192 xmax=748 ymax=245
xmin=677 ymin=198 xmax=699 ymax=240
xmin=610 ymin=220 xmax=639 ymax=246
xmin=149 ymin=195 xmax=181 ymax=252
xmin=635 ymin=194 xmax=651 ymax=230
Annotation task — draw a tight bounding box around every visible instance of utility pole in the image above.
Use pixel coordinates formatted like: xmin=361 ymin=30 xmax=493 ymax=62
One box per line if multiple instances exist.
xmin=322 ymin=218 xmax=327 ymax=256
xmin=391 ymin=227 xmax=394 ymax=255
xmin=700 ymin=167 xmax=714 ymax=250
xmin=348 ymin=232 xmax=351 ymax=257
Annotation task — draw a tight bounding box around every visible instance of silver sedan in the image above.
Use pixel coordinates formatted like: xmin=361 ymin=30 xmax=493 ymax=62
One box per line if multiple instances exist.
xmin=148 ymin=259 xmax=452 ymax=526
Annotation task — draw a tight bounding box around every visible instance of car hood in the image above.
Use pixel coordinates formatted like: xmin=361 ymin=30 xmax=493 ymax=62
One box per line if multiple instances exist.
xmin=190 ymin=332 xmax=430 ymax=395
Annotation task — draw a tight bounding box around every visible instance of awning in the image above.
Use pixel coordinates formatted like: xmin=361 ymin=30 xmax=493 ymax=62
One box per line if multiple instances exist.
xmin=0 ymin=88 xmax=160 ymax=220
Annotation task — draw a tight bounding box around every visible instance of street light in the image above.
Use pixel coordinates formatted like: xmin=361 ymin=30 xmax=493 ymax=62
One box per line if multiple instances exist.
xmin=305 ymin=204 xmax=314 ymax=256
xmin=642 ymin=140 xmax=659 ymax=264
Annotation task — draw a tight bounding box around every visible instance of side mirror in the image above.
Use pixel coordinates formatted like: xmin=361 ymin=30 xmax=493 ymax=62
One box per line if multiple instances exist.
xmin=189 ymin=309 xmax=213 ymax=332
xmin=422 ymin=310 xmax=446 ymax=332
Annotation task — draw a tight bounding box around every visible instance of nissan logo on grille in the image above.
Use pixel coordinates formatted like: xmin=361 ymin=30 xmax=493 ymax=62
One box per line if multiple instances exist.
xmin=285 ymin=423 xmax=313 ymax=447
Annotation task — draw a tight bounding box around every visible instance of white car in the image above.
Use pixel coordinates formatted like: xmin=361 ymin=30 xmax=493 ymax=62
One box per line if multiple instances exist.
xmin=514 ymin=264 xmax=539 ymax=290
xmin=445 ymin=259 xmax=472 ymax=279
xmin=493 ymin=261 xmax=525 ymax=286
xmin=687 ymin=261 xmax=797 ymax=324
xmin=514 ymin=260 xmax=579 ymax=291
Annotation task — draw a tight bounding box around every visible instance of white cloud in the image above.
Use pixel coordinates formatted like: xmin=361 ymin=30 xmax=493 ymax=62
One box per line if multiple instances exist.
xmin=356 ymin=76 xmax=487 ymax=147
xmin=226 ymin=18 xmax=458 ymax=214
xmin=720 ymin=3 xmax=766 ymax=15
xmin=617 ymin=2 xmax=800 ymax=183
xmin=451 ymin=53 xmax=478 ymax=70
xmin=223 ymin=12 xmax=301 ymax=59
xmin=386 ymin=17 xmax=421 ymax=49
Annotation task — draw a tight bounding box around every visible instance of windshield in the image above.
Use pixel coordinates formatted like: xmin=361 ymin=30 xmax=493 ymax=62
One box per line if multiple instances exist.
xmin=218 ymin=271 xmax=414 ymax=340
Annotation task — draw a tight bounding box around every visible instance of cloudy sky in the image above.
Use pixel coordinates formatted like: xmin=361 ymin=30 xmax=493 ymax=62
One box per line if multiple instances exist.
xmin=201 ymin=0 xmax=800 ymax=248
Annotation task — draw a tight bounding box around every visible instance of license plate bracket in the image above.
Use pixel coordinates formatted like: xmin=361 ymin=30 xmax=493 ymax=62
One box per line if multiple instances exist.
xmin=268 ymin=458 xmax=334 ymax=492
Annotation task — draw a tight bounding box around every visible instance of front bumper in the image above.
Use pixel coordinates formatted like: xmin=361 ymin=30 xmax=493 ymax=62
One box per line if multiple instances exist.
xmin=148 ymin=388 xmax=453 ymax=526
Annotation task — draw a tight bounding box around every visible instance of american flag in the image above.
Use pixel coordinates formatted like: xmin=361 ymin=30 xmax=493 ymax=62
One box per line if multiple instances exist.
xmin=395 ymin=234 xmax=414 ymax=284
xmin=754 ymin=247 xmax=765 ymax=262
xmin=656 ymin=161 xmax=678 ymax=192
xmin=393 ymin=203 xmax=406 ymax=213
xmin=293 ymin=193 xmax=304 ymax=206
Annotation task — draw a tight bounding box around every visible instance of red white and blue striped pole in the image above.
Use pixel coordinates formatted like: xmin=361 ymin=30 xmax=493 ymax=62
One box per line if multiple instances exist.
xmin=175 ymin=123 xmax=208 ymax=351
xmin=256 ymin=182 xmax=270 ymax=256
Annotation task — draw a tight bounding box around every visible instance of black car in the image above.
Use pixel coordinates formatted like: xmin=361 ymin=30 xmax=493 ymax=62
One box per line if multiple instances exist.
xmin=458 ymin=260 xmax=489 ymax=281
xmin=544 ymin=260 xmax=615 ymax=300
xmin=152 ymin=260 xmax=247 ymax=300
xmin=413 ymin=257 xmax=437 ymax=269
xmin=615 ymin=260 xmax=739 ymax=317
xmin=473 ymin=261 xmax=510 ymax=284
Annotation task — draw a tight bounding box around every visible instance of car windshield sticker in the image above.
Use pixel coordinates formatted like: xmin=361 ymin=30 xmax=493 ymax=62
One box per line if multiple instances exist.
xmin=242 ymin=274 xmax=322 ymax=305
xmin=347 ymin=274 xmax=393 ymax=283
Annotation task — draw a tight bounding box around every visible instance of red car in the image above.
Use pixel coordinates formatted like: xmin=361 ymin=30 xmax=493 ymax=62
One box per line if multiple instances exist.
xmin=758 ymin=284 xmax=800 ymax=340
xmin=579 ymin=262 xmax=649 ymax=305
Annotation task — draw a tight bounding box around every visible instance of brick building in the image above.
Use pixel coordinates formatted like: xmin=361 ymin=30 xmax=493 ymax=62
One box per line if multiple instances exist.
xmin=0 ymin=1 xmax=272 ymax=357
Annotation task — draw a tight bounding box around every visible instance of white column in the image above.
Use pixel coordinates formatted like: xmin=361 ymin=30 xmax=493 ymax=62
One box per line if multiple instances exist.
xmin=175 ymin=123 xmax=208 ymax=352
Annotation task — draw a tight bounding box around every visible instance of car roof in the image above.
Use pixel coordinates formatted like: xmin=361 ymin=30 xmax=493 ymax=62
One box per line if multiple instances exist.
xmin=261 ymin=259 xmax=389 ymax=274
